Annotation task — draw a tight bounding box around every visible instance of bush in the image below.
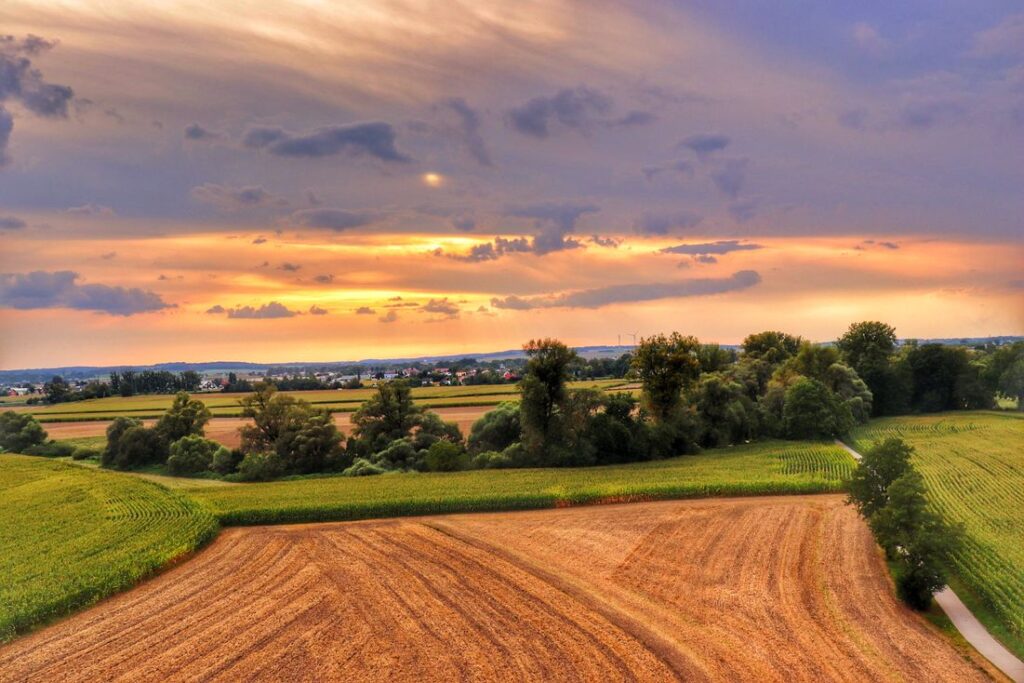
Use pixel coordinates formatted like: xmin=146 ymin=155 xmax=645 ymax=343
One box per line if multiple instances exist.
xmin=235 ymin=451 xmax=286 ymax=482
xmin=103 ymin=425 xmax=166 ymax=470
xmin=424 ymin=440 xmax=468 ymax=472
xmin=342 ymin=458 xmax=387 ymax=476
xmin=212 ymin=447 xmax=244 ymax=475
xmin=467 ymin=402 xmax=521 ymax=454
xmin=23 ymin=441 xmax=75 ymax=458
xmin=102 ymin=417 xmax=143 ymax=467
xmin=71 ymin=446 xmax=101 ymax=461
xmin=166 ymin=435 xmax=226 ymax=475
xmin=0 ymin=411 xmax=48 ymax=453
xmin=369 ymin=439 xmax=420 ymax=471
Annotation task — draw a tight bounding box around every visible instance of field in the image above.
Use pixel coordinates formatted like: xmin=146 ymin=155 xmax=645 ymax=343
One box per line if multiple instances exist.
xmin=0 ymin=455 xmax=218 ymax=642
xmin=851 ymin=411 xmax=1024 ymax=658
xmin=180 ymin=440 xmax=855 ymax=524
xmin=14 ymin=380 xmax=636 ymax=423
xmin=0 ymin=495 xmax=991 ymax=681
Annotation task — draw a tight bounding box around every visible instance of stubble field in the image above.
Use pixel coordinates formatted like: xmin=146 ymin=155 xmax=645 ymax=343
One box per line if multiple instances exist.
xmin=0 ymin=495 xmax=991 ymax=682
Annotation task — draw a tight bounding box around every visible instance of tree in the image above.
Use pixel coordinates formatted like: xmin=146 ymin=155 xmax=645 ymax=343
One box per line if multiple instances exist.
xmin=167 ymin=435 xmax=226 ymax=475
xmin=43 ymin=375 xmax=71 ymax=404
xmin=283 ymin=409 xmax=347 ymax=473
xmin=239 ymin=384 xmax=310 ymax=453
xmin=846 ymin=437 xmax=914 ymax=518
xmin=155 ymin=392 xmax=211 ymax=444
xmin=837 ymin=321 xmax=897 ymax=371
xmin=781 ymin=377 xmax=853 ymax=439
xmin=424 ymin=440 xmax=469 ymax=472
xmin=903 ymin=344 xmax=994 ymax=412
xmin=519 ymin=339 xmax=577 ymax=460
xmin=0 ymin=411 xmax=48 ymax=452
xmin=692 ymin=374 xmax=757 ymax=448
xmin=104 ymin=425 xmax=165 ymax=470
xmin=632 ymin=332 xmax=701 ymax=422
xmin=741 ymin=331 xmax=802 ymax=365
xmin=350 ymin=380 xmax=423 ymax=454
xmin=102 ymin=416 xmax=143 ymax=467
xmin=467 ymin=402 xmax=521 ymax=454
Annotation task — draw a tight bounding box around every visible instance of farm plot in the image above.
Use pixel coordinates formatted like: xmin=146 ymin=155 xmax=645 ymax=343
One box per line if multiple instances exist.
xmin=183 ymin=441 xmax=854 ymax=525
xmin=0 ymin=495 xmax=991 ymax=681
xmin=851 ymin=411 xmax=1024 ymax=658
xmin=0 ymin=455 xmax=218 ymax=642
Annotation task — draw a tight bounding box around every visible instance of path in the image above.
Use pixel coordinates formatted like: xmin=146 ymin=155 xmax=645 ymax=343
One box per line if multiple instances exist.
xmin=837 ymin=439 xmax=1024 ymax=683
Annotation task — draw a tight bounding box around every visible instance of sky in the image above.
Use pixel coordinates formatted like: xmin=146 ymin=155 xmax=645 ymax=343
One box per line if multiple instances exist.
xmin=0 ymin=0 xmax=1022 ymax=369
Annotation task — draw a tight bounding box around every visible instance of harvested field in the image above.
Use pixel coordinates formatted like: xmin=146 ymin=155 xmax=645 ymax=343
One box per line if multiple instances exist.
xmin=44 ymin=406 xmax=492 ymax=449
xmin=0 ymin=495 xmax=991 ymax=682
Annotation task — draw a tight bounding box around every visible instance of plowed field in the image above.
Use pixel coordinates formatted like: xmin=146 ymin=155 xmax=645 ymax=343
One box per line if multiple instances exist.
xmin=0 ymin=495 xmax=991 ymax=682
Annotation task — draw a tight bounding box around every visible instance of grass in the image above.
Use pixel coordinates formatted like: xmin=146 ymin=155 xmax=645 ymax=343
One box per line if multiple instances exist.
xmin=181 ymin=440 xmax=855 ymax=526
xmin=17 ymin=379 xmax=636 ymax=422
xmin=0 ymin=455 xmax=219 ymax=643
xmin=851 ymin=410 xmax=1024 ymax=659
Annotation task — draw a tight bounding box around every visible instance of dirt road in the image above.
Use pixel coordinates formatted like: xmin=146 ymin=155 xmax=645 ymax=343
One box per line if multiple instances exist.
xmin=0 ymin=495 xmax=994 ymax=682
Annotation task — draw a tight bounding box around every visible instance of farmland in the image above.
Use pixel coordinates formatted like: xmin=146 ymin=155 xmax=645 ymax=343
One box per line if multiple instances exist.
xmin=15 ymin=380 xmax=635 ymax=422
xmin=0 ymin=455 xmax=218 ymax=642
xmin=0 ymin=495 xmax=991 ymax=681
xmin=181 ymin=440 xmax=855 ymax=524
xmin=851 ymin=411 xmax=1024 ymax=658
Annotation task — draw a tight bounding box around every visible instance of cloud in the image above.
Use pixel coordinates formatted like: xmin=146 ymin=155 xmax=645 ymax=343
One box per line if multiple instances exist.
xmin=506 ymin=87 xmax=612 ymax=137
xmin=678 ymin=133 xmax=730 ymax=158
xmin=897 ymin=101 xmax=966 ymax=130
xmin=728 ymin=198 xmax=760 ymax=223
xmin=633 ymin=210 xmax=702 ymax=235
xmin=252 ymin=236 xmax=267 ymax=244
xmin=65 ymin=203 xmax=115 ymax=217
xmin=590 ymin=235 xmax=620 ymax=248
xmin=421 ymin=297 xmax=459 ymax=318
xmin=313 ymin=274 xmax=334 ymax=284
xmin=641 ymin=159 xmax=694 ymax=182
xmin=288 ymin=207 xmax=376 ymax=231
xmin=278 ymin=262 xmax=301 ymax=272
xmin=355 ymin=306 xmax=375 ymax=315
xmin=971 ymin=12 xmax=1024 ymax=59
xmin=241 ymin=121 xmax=411 ymax=162
xmin=440 ymin=97 xmax=492 ymax=166
xmin=100 ymin=251 xmax=116 ymax=260
xmin=0 ymin=35 xmax=75 ymax=166
xmin=660 ymin=240 xmax=763 ymax=255
xmin=851 ymin=22 xmax=889 ymax=56
xmin=0 ymin=215 xmax=26 ymax=230
xmin=0 ymin=270 xmax=172 ymax=315
xmin=693 ymin=254 xmax=717 ymax=264
xmin=709 ymin=158 xmax=749 ymax=198
xmin=506 ymin=201 xmax=599 ymax=254
xmin=308 ymin=305 xmax=328 ymax=315
xmin=191 ymin=183 xmax=287 ymax=211
xmin=379 ymin=310 xmax=398 ymax=323
xmin=205 ymin=305 xmax=225 ymax=314
xmin=450 ymin=213 xmax=476 ymax=231
xmin=444 ymin=236 xmax=531 ymax=262
xmin=611 ymin=110 xmax=657 ymax=127
xmin=490 ymin=271 xmax=761 ymax=310
xmin=222 ymin=301 xmax=298 ymax=319
xmin=184 ymin=123 xmax=220 ymax=141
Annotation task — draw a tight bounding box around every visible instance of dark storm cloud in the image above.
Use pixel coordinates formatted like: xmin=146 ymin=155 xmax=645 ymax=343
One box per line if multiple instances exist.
xmin=241 ymin=121 xmax=411 ymax=162
xmin=440 ymin=97 xmax=492 ymax=166
xmin=0 ymin=215 xmax=26 ymax=230
xmin=633 ymin=210 xmax=703 ymax=236
xmin=491 ymin=270 xmax=761 ymax=310
xmin=678 ymin=133 xmax=730 ymax=157
xmin=660 ymin=240 xmax=763 ymax=256
xmin=0 ymin=270 xmax=172 ymax=316
xmin=221 ymin=301 xmax=298 ymax=319
xmin=0 ymin=35 xmax=75 ymax=166
xmin=288 ymin=208 xmax=376 ymax=231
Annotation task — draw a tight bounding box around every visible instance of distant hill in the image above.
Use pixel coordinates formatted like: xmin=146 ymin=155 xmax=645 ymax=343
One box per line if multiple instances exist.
xmin=1 ymin=337 xmax=1020 ymax=384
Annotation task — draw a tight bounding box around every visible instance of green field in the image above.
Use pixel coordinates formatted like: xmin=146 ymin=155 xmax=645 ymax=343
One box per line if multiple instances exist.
xmin=180 ymin=440 xmax=854 ymax=525
xmin=0 ymin=456 xmax=218 ymax=642
xmin=851 ymin=411 xmax=1024 ymax=658
xmin=16 ymin=380 xmax=637 ymax=422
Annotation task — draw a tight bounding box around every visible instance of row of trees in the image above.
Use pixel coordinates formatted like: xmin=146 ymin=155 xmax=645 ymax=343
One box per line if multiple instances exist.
xmin=109 ymin=370 xmax=202 ymax=397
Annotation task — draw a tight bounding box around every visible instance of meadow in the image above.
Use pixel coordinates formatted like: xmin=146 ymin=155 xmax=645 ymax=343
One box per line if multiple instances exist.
xmin=180 ymin=440 xmax=854 ymax=525
xmin=851 ymin=411 xmax=1024 ymax=658
xmin=0 ymin=455 xmax=218 ymax=642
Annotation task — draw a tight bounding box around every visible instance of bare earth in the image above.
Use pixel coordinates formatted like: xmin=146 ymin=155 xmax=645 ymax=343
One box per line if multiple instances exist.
xmin=43 ymin=406 xmax=491 ymax=449
xmin=0 ymin=495 xmax=993 ymax=682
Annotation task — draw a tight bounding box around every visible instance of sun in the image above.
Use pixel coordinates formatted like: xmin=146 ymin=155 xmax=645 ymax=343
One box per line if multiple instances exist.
xmin=421 ymin=172 xmax=445 ymax=188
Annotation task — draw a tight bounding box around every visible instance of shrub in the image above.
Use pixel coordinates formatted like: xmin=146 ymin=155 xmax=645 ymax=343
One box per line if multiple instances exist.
xmin=102 ymin=417 xmax=143 ymax=467
xmin=424 ymin=440 xmax=468 ymax=472
xmin=235 ymin=451 xmax=286 ymax=482
xmin=166 ymin=435 xmax=226 ymax=475
xmin=370 ymin=439 xmax=420 ymax=471
xmin=104 ymin=426 xmax=166 ymax=470
xmin=212 ymin=447 xmax=244 ymax=475
xmin=22 ymin=441 xmax=75 ymax=458
xmin=71 ymin=446 xmax=101 ymax=461
xmin=0 ymin=412 xmax=48 ymax=453
xmin=343 ymin=458 xmax=387 ymax=477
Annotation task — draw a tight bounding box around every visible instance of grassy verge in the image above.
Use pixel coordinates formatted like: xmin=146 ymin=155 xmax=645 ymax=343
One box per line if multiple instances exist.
xmin=0 ymin=455 xmax=219 ymax=642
